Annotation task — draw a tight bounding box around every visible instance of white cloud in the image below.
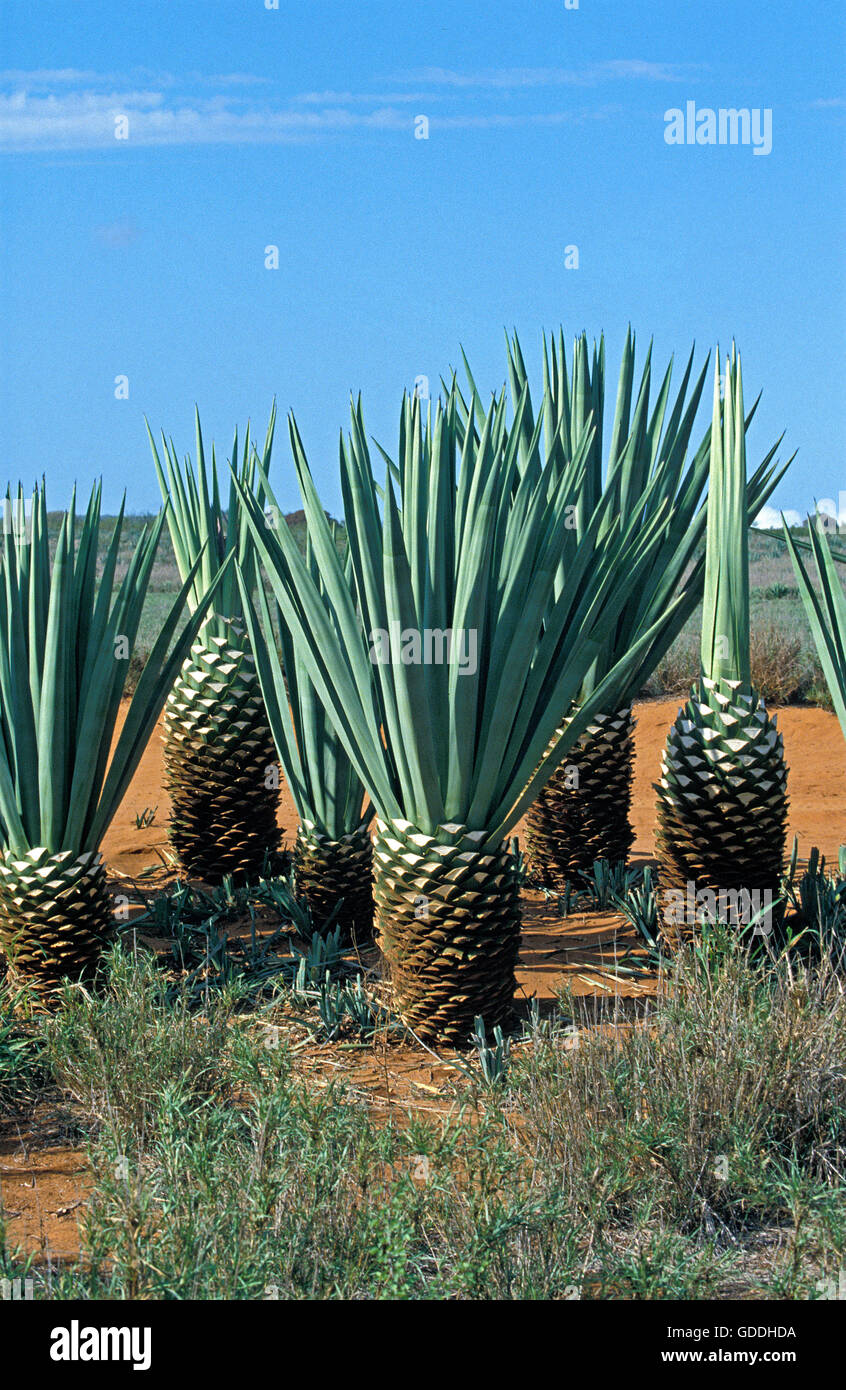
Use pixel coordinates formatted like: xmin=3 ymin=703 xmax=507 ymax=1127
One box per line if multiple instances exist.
xmin=602 ymin=60 xmax=692 ymax=81
xmin=0 ymin=91 xmax=617 ymax=152
xmin=196 ymin=74 xmax=271 ymax=88
xmin=0 ymin=67 xmax=268 ymax=89
xmin=0 ymin=59 xmax=687 ymax=152
xmin=293 ymin=90 xmax=428 ymax=106
xmin=754 ymin=505 xmax=802 ymax=529
xmin=0 ymin=68 xmax=107 ymax=84
xmin=395 ymin=60 xmax=695 ymax=89
xmin=0 ymin=90 xmax=415 ymax=150
xmin=435 ymin=108 xmax=617 ymax=130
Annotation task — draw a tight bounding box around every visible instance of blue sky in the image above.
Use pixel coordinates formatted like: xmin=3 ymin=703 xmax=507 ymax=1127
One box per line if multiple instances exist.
xmin=1 ymin=0 xmax=843 ymax=521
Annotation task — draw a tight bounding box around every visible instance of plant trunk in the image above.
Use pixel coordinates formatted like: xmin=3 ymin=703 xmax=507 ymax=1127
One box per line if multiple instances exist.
xmin=162 ymin=622 xmax=281 ymax=882
xmin=525 ymin=705 xmax=636 ymax=889
xmin=655 ymin=681 xmax=788 ymax=942
xmin=293 ymin=821 xmax=373 ymax=946
xmin=373 ymin=819 xmax=520 ymax=1047
xmin=0 ymin=847 xmax=114 ymax=991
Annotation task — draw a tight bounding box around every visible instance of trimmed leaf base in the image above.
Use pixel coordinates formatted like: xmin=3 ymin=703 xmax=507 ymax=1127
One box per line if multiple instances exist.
xmin=525 ymin=706 xmax=635 ymax=889
xmin=655 ymin=680 xmax=788 ymax=941
xmin=373 ymin=819 xmax=520 ymax=1047
xmin=294 ymin=821 xmax=373 ymax=945
xmin=0 ymin=847 xmax=114 ymax=991
xmin=163 ymin=629 xmax=281 ymax=882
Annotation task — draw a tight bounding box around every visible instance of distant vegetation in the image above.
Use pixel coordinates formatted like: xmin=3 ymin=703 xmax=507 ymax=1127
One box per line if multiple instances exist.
xmin=641 ymin=526 xmax=843 ymax=708
xmin=35 ymin=512 xmax=844 ymax=707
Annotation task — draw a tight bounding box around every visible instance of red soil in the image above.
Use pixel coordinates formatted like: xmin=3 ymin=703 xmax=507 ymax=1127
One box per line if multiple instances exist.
xmin=101 ymin=699 xmax=845 ymax=875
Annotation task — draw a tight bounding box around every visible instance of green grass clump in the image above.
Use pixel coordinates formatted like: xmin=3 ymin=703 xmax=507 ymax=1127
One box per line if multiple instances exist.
xmin=642 ymin=621 xmax=828 ymax=706
xmin=36 ymin=947 xmax=591 ymax=1299
xmin=0 ymin=980 xmax=48 ymax=1114
xmin=505 ymin=941 xmax=846 ymax=1297
xmin=0 ymin=936 xmax=841 ymax=1300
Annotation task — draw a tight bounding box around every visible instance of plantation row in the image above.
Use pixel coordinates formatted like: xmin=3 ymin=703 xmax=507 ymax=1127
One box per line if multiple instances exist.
xmin=0 ymin=328 xmax=843 ymax=1043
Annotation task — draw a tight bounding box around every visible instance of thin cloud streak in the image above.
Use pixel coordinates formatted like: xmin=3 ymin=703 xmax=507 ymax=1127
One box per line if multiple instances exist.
xmin=0 ymin=92 xmax=414 ymax=150
xmin=0 ymin=68 xmax=107 ymax=84
xmin=0 ymin=93 xmax=617 ymax=150
xmin=0 ymin=58 xmax=680 ymax=152
xmin=293 ymin=90 xmax=430 ymax=105
xmin=394 ymin=60 xmax=696 ymax=89
xmin=0 ymin=67 xmax=269 ymax=88
xmin=434 ymin=107 xmax=619 ymax=129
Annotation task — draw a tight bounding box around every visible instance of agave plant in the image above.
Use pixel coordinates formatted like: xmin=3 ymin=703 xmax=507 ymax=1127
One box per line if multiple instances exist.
xmin=0 ymin=481 xmax=218 ymax=990
xmin=148 ymin=407 xmax=280 ymax=881
xmin=783 ymin=520 xmax=846 ymax=739
xmin=235 ymin=389 xmax=698 ymax=1045
xmin=655 ymin=350 xmax=791 ymax=939
xmin=449 ymin=328 xmax=789 ymax=889
xmin=237 ymin=515 xmax=373 ymax=944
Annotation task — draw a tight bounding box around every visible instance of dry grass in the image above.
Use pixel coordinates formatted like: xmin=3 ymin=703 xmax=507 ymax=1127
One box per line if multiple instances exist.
xmin=642 ymin=625 xmax=829 ymax=707
xmin=2 ymin=932 xmax=844 ymax=1299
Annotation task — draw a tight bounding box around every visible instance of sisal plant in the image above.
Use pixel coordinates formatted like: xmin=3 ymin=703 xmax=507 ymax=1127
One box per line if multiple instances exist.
xmin=235 ymin=388 xmax=699 ymax=1045
xmin=0 ymin=481 xmax=219 ymax=991
xmin=148 ymin=408 xmax=281 ymax=881
xmin=784 ymin=519 xmax=846 ymax=741
xmin=237 ymin=483 xmax=373 ymax=944
xmin=451 ymin=328 xmax=788 ymax=890
xmin=655 ymin=350 xmax=792 ymax=940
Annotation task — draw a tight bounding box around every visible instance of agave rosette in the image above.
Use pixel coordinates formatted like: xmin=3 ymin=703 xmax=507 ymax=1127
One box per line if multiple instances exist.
xmin=0 ymin=480 xmax=218 ymax=987
xmin=237 ymin=515 xmax=373 ymax=942
xmin=655 ymin=349 xmax=791 ymax=938
xmin=784 ymin=520 xmax=846 ymax=740
xmin=234 ymin=389 xmax=696 ymax=1043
